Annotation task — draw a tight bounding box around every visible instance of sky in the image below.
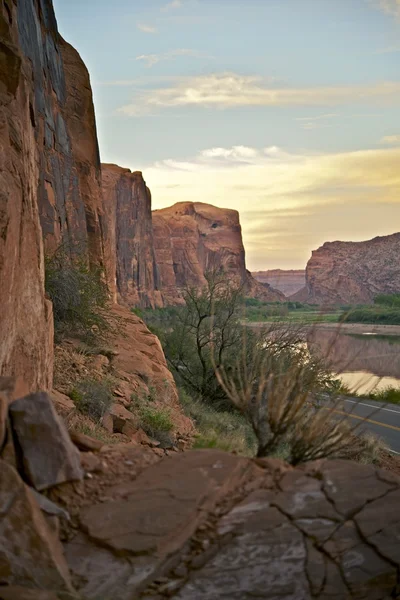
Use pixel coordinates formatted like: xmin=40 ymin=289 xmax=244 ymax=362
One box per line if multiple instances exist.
xmin=53 ymin=0 xmax=400 ymax=270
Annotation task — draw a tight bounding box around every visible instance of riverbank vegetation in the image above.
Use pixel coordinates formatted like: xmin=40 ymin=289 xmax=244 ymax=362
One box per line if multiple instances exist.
xmin=135 ymin=271 xmax=383 ymax=464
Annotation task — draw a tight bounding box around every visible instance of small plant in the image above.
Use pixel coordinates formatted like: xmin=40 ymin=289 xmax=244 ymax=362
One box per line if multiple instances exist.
xmin=138 ymin=405 xmax=173 ymax=435
xmin=45 ymin=244 xmax=110 ymax=339
xmin=69 ymin=379 xmax=113 ymax=422
xmin=179 ymin=388 xmax=257 ymax=456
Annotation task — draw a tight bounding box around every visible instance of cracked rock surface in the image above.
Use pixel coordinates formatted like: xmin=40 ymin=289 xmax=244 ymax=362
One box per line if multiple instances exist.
xmin=61 ymin=451 xmax=400 ymax=600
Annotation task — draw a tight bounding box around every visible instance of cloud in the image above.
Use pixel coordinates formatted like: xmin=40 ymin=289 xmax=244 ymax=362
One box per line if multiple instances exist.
xmin=373 ymin=0 xmax=400 ymax=18
xmin=136 ymin=49 xmax=212 ymax=68
xmin=118 ymin=72 xmax=400 ymax=116
xmin=381 ymin=134 xmax=400 ymax=144
xmin=145 ymin=144 xmax=400 ymax=269
xmin=137 ymin=23 xmax=157 ymax=34
xmin=162 ymin=0 xmax=183 ymax=11
xmin=374 ymin=44 xmax=400 ymax=54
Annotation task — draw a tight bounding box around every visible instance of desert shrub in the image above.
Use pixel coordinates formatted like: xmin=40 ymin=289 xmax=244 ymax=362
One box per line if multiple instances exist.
xmin=214 ymin=332 xmax=366 ymax=464
xmin=45 ymin=245 xmax=109 ymax=339
xmin=69 ymin=379 xmax=113 ymax=422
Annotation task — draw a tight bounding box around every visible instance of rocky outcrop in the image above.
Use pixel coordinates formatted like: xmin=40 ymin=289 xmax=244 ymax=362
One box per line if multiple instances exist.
xmin=297 ymin=233 xmax=400 ymax=305
xmin=44 ymin=450 xmax=400 ymax=599
xmin=252 ymin=269 xmax=306 ymax=297
xmin=101 ymin=164 xmax=162 ymax=307
xmin=152 ymin=202 xmax=284 ymax=304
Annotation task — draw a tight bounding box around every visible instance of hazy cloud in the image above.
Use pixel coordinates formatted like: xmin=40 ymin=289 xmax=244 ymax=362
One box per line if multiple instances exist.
xmin=118 ymin=73 xmax=400 ymax=116
xmin=145 ymin=145 xmax=400 ymax=269
xmin=374 ymin=0 xmax=400 ymax=18
xmin=136 ymin=49 xmax=212 ymax=68
xmin=381 ymin=134 xmax=400 ymax=144
xmin=162 ymin=0 xmax=183 ymax=11
xmin=137 ymin=23 xmax=157 ymax=34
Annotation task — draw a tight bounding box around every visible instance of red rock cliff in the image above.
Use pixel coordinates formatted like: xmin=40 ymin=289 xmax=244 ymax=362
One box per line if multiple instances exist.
xmin=0 ymin=0 xmax=57 ymax=389
xmin=101 ymin=164 xmax=163 ymax=307
xmin=299 ymin=233 xmax=400 ymax=305
xmin=152 ymin=202 xmax=285 ymax=304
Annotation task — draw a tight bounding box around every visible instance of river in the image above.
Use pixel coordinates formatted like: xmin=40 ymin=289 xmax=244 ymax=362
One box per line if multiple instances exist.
xmin=307 ymin=329 xmax=400 ymax=394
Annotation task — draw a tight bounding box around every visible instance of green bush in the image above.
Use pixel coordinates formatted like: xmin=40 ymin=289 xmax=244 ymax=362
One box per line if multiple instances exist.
xmin=341 ymin=306 xmax=400 ymax=325
xmin=45 ymin=246 xmax=109 ymax=339
xmin=69 ymin=379 xmax=113 ymax=422
xmin=369 ymin=386 xmax=400 ymax=405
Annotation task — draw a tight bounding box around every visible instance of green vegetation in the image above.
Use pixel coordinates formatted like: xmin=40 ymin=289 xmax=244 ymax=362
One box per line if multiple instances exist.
xmin=45 ymin=245 xmax=110 ymax=340
xmin=129 ymin=387 xmax=174 ymax=444
xmin=369 ymin=386 xmax=400 ymax=405
xmin=241 ymin=298 xmax=341 ymax=324
xmin=69 ymin=378 xmax=113 ymax=422
xmin=137 ymin=270 xmax=361 ymax=463
xmin=341 ymin=293 xmax=400 ymax=325
xmin=179 ymin=388 xmax=257 ymax=455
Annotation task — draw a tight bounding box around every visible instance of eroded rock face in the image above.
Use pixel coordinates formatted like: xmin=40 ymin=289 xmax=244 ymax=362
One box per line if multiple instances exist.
xmin=0 ymin=0 xmax=54 ymax=390
xmin=101 ymin=164 xmax=162 ymax=307
xmin=252 ymin=269 xmax=306 ymax=297
xmin=153 ymin=202 xmax=284 ymax=304
xmin=298 ymin=233 xmax=400 ymax=305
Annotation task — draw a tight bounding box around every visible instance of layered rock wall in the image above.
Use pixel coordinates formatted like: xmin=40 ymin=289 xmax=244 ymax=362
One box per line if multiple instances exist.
xmin=299 ymin=233 xmax=400 ymax=305
xmin=101 ymin=164 xmax=162 ymax=307
xmin=0 ymin=0 xmax=54 ymax=390
xmin=152 ymin=202 xmax=285 ymax=304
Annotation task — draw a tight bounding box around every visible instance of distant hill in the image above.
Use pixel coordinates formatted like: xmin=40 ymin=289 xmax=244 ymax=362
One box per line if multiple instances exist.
xmin=252 ymin=269 xmax=305 ymax=297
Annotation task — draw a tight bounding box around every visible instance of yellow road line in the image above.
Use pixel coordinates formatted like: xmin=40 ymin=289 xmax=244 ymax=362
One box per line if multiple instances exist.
xmin=327 ymin=408 xmax=400 ymax=433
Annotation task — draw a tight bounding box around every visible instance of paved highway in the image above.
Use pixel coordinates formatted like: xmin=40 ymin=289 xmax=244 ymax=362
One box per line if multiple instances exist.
xmin=320 ymin=395 xmax=400 ymax=454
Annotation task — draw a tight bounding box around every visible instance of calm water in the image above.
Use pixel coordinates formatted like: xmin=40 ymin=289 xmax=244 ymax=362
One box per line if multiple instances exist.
xmin=307 ymin=329 xmax=400 ymax=394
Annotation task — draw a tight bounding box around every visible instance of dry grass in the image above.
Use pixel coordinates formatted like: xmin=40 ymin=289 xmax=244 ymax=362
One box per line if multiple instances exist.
xmin=213 ymin=326 xmax=383 ymax=465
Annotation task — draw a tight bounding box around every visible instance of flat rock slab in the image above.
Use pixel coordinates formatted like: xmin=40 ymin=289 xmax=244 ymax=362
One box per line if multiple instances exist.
xmin=0 ymin=460 xmax=73 ymax=592
xmin=9 ymin=392 xmax=83 ymax=491
xmin=65 ymin=450 xmax=259 ymax=599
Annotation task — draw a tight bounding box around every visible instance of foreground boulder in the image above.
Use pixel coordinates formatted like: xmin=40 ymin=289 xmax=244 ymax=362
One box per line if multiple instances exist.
xmin=9 ymin=392 xmax=83 ymax=491
xmin=0 ymin=461 xmax=73 ymax=592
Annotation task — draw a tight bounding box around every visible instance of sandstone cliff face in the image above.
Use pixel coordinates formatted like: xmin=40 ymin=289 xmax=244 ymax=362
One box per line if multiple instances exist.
xmin=101 ymin=164 xmax=162 ymax=307
xmin=0 ymin=0 xmax=54 ymax=390
xmin=300 ymin=233 xmax=400 ymax=305
xmin=252 ymin=269 xmax=306 ymax=297
xmin=152 ymin=202 xmax=284 ymax=304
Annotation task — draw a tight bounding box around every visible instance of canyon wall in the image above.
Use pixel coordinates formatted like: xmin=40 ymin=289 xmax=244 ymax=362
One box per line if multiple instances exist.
xmin=152 ymin=202 xmax=285 ymax=304
xmin=252 ymin=269 xmax=305 ymax=297
xmin=102 ymin=164 xmax=163 ymax=307
xmin=0 ymin=0 xmax=55 ymax=390
xmin=297 ymin=233 xmax=400 ymax=305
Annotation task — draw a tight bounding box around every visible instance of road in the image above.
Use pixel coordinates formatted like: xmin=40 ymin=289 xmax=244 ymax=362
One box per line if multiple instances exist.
xmin=320 ymin=395 xmax=400 ymax=454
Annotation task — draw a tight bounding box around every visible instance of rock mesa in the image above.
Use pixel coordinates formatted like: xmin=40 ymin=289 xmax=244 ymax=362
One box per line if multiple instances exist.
xmin=294 ymin=232 xmax=400 ymax=305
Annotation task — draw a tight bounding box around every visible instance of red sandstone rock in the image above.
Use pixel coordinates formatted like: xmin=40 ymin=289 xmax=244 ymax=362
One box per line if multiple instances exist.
xmin=0 ymin=2 xmax=54 ymax=390
xmin=102 ymin=164 xmax=163 ymax=307
xmin=0 ymin=460 xmax=73 ymax=592
xmin=296 ymin=232 xmax=400 ymax=305
xmin=252 ymin=269 xmax=306 ymax=297
xmin=152 ymin=202 xmax=284 ymax=304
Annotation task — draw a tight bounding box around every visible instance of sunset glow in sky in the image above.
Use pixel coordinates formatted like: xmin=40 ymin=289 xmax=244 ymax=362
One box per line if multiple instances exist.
xmin=54 ymin=0 xmax=400 ymax=269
